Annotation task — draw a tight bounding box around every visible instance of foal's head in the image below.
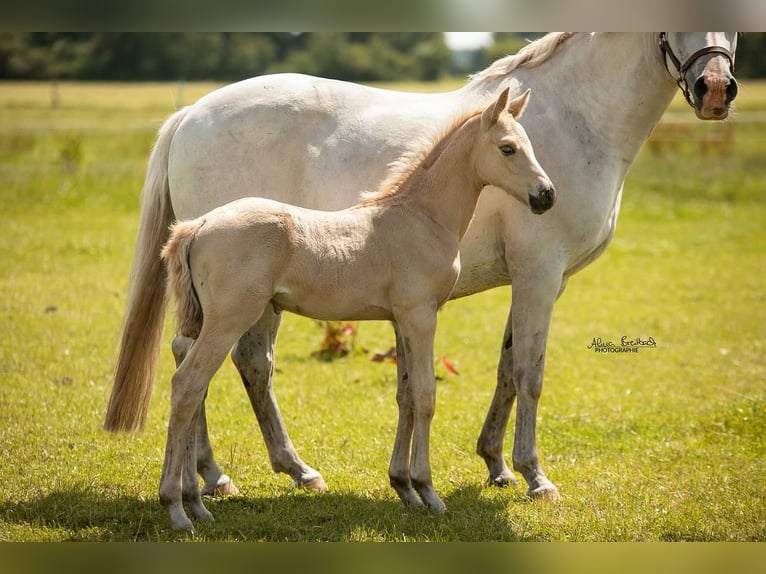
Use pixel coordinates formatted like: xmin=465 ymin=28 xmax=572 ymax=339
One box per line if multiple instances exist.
xmin=475 ymin=88 xmax=555 ymax=214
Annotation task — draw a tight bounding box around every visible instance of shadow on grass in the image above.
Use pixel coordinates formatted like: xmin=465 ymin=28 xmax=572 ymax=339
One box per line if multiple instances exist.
xmin=0 ymin=484 xmax=531 ymax=541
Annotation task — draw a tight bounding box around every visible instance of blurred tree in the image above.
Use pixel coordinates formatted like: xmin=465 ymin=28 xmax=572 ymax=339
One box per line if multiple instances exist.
xmin=483 ymin=32 xmax=537 ymax=67
xmin=0 ymin=33 xmax=762 ymax=81
xmin=217 ymin=33 xmax=277 ymax=80
xmin=733 ymin=33 xmax=766 ymax=78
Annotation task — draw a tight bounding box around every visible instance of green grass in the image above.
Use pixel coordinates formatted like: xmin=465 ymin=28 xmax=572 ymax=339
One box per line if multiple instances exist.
xmin=0 ymin=80 xmax=764 ymax=541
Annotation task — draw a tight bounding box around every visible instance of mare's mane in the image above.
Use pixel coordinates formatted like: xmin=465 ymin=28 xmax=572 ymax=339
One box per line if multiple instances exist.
xmin=467 ymin=32 xmax=576 ymax=87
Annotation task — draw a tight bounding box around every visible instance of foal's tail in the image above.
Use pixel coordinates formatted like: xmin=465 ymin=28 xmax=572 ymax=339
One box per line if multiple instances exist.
xmin=104 ymin=108 xmax=188 ymax=433
xmin=161 ymin=220 xmax=205 ymax=341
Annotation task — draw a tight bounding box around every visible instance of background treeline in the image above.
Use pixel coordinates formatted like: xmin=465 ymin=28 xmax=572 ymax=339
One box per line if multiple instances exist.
xmin=0 ymin=32 xmax=450 ymax=82
xmin=1 ymin=32 xmax=764 ymax=82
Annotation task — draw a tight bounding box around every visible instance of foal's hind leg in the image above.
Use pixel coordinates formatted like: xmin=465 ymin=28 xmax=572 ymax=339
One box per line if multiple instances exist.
xmin=160 ymin=331 xmax=234 ymax=530
xmin=231 ymin=305 xmax=327 ymax=491
xmin=173 ymin=334 xmax=239 ymax=496
xmin=181 ymin=402 xmax=215 ymax=524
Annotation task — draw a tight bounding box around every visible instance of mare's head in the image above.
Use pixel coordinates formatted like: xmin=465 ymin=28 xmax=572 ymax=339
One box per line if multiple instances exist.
xmin=660 ymin=32 xmax=738 ymax=120
xmin=476 ymin=88 xmax=555 ymax=215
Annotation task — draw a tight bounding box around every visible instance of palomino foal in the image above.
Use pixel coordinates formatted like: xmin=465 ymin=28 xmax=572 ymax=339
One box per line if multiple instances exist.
xmin=159 ymin=88 xmax=554 ymax=530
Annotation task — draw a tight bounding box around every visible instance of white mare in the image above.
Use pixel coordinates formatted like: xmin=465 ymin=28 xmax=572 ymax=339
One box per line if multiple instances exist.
xmin=157 ymin=90 xmax=553 ymax=529
xmin=105 ymin=33 xmax=738 ymax=502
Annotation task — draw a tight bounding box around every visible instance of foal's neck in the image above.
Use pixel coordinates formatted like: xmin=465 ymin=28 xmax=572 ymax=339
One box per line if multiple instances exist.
xmin=397 ymin=116 xmax=483 ymax=240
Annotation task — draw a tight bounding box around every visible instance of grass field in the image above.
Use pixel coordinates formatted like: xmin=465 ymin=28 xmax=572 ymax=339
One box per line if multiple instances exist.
xmin=0 ymin=79 xmax=764 ymax=542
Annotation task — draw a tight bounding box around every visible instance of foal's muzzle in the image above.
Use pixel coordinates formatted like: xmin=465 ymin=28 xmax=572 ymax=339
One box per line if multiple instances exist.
xmin=529 ymin=185 xmax=556 ymax=214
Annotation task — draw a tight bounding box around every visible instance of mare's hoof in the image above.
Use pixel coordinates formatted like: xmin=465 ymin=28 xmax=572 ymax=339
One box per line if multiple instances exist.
xmin=202 ymin=475 xmax=239 ymax=497
xmin=527 ymin=484 xmax=561 ymax=501
xmin=300 ymin=476 xmax=329 ymax=492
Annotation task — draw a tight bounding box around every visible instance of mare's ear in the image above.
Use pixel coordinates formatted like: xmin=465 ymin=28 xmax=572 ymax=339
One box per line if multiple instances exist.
xmin=507 ymin=88 xmax=531 ymax=119
xmin=481 ymin=87 xmax=510 ymax=127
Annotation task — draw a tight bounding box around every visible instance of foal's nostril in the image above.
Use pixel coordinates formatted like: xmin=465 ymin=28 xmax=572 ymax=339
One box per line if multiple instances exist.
xmin=529 ymin=186 xmax=556 ymax=214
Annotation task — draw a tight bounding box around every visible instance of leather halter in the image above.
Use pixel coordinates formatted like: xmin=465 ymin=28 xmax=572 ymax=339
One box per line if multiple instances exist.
xmin=658 ymin=32 xmax=736 ymax=109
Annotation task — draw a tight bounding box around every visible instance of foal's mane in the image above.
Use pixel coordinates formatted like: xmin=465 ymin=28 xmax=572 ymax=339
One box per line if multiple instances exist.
xmin=360 ymin=106 xmax=483 ymax=205
xmin=359 ymin=33 xmax=575 ymax=207
xmin=468 ymin=32 xmax=576 ymax=87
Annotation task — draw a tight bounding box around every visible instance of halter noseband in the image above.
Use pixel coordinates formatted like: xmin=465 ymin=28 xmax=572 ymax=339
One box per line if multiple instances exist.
xmin=658 ymin=32 xmax=736 ymax=109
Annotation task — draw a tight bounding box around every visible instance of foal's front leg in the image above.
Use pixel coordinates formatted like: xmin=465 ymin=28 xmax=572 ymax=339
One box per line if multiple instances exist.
xmin=388 ymin=324 xmax=422 ymax=507
xmin=390 ymin=307 xmax=445 ymax=513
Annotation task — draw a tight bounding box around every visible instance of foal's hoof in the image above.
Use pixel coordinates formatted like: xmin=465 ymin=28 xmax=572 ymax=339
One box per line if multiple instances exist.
xmin=414 ymin=483 xmax=447 ymax=514
xmin=298 ymin=475 xmax=329 ymax=492
xmin=425 ymin=497 xmax=447 ymax=514
xmin=487 ymin=471 xmax=519 ymax=488
xmin=168 ymin=509 xmax=195 ymax=532
xmin=202 ymin=474 xmax=239 ymax=497
xmin=393 ymin=486 xmax=424 ymax=508
xmin=190 ymin=502 xmax=215 ymax=522
xmin=527 ymin=484 xmax=561 ymax=501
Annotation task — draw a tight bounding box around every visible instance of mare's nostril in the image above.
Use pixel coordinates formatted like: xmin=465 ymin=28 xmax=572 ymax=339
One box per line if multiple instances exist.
xmin=693 ymin=77 xmax=708 ymax=101
xmin=726 ymin=79 xmax=738 ymax=103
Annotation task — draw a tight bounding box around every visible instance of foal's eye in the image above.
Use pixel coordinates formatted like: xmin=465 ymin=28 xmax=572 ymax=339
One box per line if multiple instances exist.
xmin=500 ymin=144 xmax=516 ymax=156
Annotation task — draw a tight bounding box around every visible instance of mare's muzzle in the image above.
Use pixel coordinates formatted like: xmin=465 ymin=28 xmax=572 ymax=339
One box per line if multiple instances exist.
xmin=692 ymin=70 xmax=738 ymax=119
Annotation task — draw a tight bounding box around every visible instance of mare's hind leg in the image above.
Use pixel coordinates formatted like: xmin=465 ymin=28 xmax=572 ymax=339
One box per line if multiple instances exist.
xmin=231 ymin=304 xmax=327 ymax=491
xmin=172 ymin=334 xmax=239 ymax=496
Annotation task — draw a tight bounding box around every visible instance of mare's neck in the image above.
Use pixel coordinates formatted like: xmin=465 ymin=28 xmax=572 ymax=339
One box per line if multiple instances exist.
xmin=462 ymin=33 xmax=677 ymax=169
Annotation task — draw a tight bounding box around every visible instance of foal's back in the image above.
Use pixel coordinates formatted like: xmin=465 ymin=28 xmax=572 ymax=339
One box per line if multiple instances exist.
xmin=186 ymin=196 xmax=459 ymax=325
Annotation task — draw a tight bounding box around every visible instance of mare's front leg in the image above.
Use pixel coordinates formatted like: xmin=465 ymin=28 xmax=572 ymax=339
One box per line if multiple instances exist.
xmin=231 ymin=305 xmax=327 ymax=491
xmin=476 ymin=269 xmax=564 ymax=500
xmin=172 ymin=334 xmax=239 ymax=496
xmin=391 ymin=306 xmax=445 ymax=513
xmin=475 ymin=304 xmax=518 ymax=488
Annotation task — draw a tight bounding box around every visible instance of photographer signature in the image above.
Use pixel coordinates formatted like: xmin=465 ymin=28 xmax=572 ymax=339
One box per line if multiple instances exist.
xmin=588 ymin=336 xmax=656 ymax=353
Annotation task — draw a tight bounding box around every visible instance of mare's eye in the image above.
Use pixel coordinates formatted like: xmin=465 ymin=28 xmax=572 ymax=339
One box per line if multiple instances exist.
xmin=500 ymin=144 xmax=516 ymax=156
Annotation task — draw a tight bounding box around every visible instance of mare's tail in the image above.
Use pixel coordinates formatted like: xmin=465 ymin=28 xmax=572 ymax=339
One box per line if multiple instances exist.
xmin=104 ymin=108 xmax=188 ymax=432
xmin=161 ymin=220 xmax=205 ymax=341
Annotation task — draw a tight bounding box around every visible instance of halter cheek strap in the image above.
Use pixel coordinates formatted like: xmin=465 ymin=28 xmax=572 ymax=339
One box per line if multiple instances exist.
xmin=658 ymin=32 xmax=736 ymax=109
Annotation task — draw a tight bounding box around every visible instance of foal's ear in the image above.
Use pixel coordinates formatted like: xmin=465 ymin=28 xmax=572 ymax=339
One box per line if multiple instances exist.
xmin=507 ymin=89 xmax=531 ymax=119
xmin=482 ymin=87 xmax=510 ymax=127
